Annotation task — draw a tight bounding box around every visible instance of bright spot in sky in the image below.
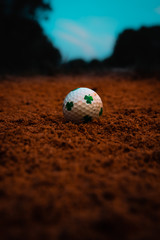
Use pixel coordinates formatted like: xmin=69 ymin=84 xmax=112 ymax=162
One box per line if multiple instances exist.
xmin=155 ymin=6 xmax=160 ymax=14
xmin=40 ymin=0 xmax=160 ymax=61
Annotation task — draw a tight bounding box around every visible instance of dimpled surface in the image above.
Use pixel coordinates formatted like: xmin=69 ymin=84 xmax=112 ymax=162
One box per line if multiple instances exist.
xmin=63 ymin=87 xmax=103 ymax=122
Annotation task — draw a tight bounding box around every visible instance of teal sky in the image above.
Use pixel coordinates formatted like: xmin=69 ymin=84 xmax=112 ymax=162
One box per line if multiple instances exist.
xmin=41 ymin=0 xmax=160 ymax=61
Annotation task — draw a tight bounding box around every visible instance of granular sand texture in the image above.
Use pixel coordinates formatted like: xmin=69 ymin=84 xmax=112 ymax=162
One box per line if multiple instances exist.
xmin=0 ymin=75 xmax=160 ymax=240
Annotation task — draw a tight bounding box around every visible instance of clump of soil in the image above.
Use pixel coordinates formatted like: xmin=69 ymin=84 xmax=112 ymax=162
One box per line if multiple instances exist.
xmin=0 ymin=74 xmax=160 ymax=240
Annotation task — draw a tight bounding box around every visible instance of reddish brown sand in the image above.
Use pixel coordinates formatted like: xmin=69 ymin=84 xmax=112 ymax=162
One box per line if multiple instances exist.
xmin=0 ymin=75 xmax=160 ymax=240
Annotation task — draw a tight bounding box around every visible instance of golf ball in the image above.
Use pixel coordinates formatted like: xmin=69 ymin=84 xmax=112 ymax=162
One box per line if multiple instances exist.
xmin=63 ymin=87 xmax=103 ymax=123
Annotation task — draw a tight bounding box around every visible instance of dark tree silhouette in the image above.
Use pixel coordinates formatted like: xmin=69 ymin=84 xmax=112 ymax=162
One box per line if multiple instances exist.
xmin=61 ymin=59 xmax=88 ymax=74
xmin=106 ymin=26 xmax=160 ymax=75
xmin=1 ymin=0 xmax=51 ymax=18
xmin=0 ymin=0 xmax=61 ymax=75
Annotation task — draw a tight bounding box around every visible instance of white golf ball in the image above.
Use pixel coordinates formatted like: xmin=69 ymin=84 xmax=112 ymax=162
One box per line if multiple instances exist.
xmin=63 ymin=87 xmax=103 ymax=123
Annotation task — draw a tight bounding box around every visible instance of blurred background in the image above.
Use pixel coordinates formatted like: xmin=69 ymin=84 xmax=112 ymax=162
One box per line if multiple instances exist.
xmin=0 ymin=3 xmax=160 ymax=240
xmin=0 ymin=0 xmax=160 ymax=75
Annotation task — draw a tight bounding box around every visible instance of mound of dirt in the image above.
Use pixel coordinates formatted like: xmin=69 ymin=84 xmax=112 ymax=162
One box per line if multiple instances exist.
xmin=0 ymin=74 xmax=160 ymax=240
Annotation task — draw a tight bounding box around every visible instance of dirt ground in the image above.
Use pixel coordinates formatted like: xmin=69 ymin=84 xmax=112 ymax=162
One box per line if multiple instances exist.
xmin=0 ymin=74 xmax=160 ymax=240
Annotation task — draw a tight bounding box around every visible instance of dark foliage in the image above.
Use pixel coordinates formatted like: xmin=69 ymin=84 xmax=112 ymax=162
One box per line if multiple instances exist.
xmin=61 ymin=58 xmax=110 ymax=75
xmin=0 ymin=0 xmax=61 ymax=75
xmin=106 ymin=26 xmax=160 ymax=75
xmin=61 ymin=59 xmax=88 ymax=74
xmin=0 ymin=0 xmax=51 ymax=18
